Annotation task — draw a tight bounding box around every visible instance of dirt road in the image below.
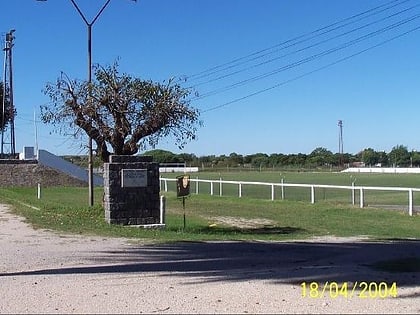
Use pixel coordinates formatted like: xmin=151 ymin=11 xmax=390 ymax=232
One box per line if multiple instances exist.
xmin=0 ymin=204 xmax=419 ymax=314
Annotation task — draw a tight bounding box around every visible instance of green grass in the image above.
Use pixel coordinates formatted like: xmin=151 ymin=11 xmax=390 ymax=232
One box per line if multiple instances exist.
xmin=0 ymin=183 xmax=419 ymax=243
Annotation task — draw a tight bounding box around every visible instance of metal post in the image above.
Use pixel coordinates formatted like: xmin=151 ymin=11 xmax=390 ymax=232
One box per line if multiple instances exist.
xmin=183 ymin=196 xmax=186 ymax=229
xmin=281 ymin=178 xmax=285 ymax=200
xmin=36 ymin=0 xmax=136 ymax=206
xmin=160 ymin=195 xmax=166 ymax=224
xmin=195 ymin=176 xmax=199 ymax=194
xmin=38 ymin=0 xmax=115 ymax=206
xmin=311 ymin=185 xmax=315 ymax=204
xmin=408 ymin=188 xmax=413 ymax=216
xmin=68 ymin=0 xmax=113 ymax=207
xmin=87 ymin=24 xmax=94 ymax=207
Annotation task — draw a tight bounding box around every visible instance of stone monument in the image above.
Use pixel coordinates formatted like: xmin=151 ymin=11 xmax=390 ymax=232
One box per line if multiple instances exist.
xmin=103 ymin=155 xmax=162 ymax=225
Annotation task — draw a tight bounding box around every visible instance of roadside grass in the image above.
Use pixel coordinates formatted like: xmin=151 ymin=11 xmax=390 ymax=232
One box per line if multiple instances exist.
xmin=0 ymin=185 xmax=419 ymax=243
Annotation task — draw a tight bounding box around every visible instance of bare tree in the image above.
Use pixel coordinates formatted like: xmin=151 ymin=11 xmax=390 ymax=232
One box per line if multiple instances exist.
xmin=41 ymin=62 xmax=202 ymax=162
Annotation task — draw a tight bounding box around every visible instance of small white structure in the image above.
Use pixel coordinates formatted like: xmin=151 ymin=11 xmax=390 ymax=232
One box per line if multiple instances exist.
xmin=19 ymin=146 xmax=36 ymax=160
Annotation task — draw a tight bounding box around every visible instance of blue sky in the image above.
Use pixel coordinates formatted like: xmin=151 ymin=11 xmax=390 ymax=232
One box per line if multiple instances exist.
xmin=2 ymin=0 xmax=420 ymax=157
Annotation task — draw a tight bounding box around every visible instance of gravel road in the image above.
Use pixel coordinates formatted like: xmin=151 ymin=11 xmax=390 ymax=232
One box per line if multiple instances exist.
xmin=0 ymin=204 xmax=419 ymax=314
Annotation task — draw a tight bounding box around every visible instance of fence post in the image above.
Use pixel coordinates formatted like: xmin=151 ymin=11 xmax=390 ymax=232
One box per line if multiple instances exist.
xmin=351 ymin=182 xmax=355 ymax=206
xmin=164 ymin=178 xmax=168 ymax=192
xmin=160 ymin=195 xmax=166 ymax=224
xmin=219 ymin=177 xmax=223 ymax=196
xmin=239 ymin=183 xmax=242 ymax=198
xmin=271 ymin=184 xmax=275 ymax=201
xmin=281 ymin=178 xmax=285 ymax=200
xmin=210 ymin=181 xmax=214 ymax=196
xmin=311 ymin=185 xmax=315 ymax=204
xmin=196 ymin=176 xmax=199 ymax=194
xmin=408 ymin=188 xmax=413 ymax=216
xmin=359 ymin=188 xmax=364 ymax=208
xmin=37 ymin=183 xmax=41 ymax=199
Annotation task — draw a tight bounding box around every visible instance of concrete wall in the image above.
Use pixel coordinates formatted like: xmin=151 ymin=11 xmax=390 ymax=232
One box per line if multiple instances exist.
xmin=159 ymin=167 xmax=199 ymax=173
xmin=38 ymin=149 xmax=103 ymax=186
xmin=342 ymin=167 xmax=420 ymax=174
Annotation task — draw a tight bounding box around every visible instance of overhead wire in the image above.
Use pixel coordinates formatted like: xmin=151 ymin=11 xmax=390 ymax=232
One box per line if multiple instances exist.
xmin=194 ymin=11 xmax=420 ymax=100
xmin=184 ymin=0 xmax=420 ymax=113
xmin=190 ymin=2 xmax=420 ymax=89
xmin=201 ymin=24 xmax=420 ymax=113
xmin=185 ymin=0 xmax=411 ymax=83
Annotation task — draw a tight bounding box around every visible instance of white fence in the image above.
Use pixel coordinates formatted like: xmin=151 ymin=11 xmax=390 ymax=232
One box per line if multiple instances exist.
xmin=159 ymin=177 xmax=419 ymax=216
xmin=343 ymin=167 xmax=420 ymax=174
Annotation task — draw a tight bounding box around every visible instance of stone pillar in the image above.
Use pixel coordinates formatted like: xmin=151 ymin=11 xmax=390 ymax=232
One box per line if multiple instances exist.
xmin=103 ymin=155 xmax=161 ymax=225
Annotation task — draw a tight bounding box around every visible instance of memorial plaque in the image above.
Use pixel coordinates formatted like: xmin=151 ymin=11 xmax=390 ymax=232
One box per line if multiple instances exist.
xmin=121 ymin=169 xmax=147 ymax=187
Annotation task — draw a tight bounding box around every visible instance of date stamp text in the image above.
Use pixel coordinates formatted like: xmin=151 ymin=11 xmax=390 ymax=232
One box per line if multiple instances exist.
xmin=301 ymin=281 xmax=398 ymax=299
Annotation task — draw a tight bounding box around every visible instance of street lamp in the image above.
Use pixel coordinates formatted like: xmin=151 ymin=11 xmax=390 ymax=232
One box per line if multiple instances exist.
xmin=37 ymin=0 xmax=136 ymax=206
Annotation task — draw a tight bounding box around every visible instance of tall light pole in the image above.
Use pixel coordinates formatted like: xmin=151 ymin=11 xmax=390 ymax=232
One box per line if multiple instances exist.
xmin=37 ymin=0 xmax=136 ymax=206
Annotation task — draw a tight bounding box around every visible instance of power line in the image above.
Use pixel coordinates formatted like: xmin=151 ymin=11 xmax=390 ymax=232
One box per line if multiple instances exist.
xmin=190 ymin=2 xmax=420 ymax=89
xmin=194 ymin=12 xmax=420 ymax=101
xmin=200 ymin=24 xmax=420 ymax=113
xmin=185 ymin=0 xmax=411 ymax=83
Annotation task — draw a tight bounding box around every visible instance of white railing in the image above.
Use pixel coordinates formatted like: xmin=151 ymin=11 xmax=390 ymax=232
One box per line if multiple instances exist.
xmin=159 ymin=177 xmax=420 ymax=216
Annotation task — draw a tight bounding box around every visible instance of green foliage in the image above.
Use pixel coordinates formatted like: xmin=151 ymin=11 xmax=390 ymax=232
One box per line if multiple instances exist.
xmin=362 ymin=148 xmax=380 ymax=166
xmin=389 ymin=145 xmax=410 ymax=167
xmin=142 ymin=149 xmax=181 ymax=163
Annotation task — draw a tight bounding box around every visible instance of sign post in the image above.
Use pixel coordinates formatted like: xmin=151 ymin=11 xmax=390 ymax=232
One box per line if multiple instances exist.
xmin=176 ymin=175 xmax=190 ymax=229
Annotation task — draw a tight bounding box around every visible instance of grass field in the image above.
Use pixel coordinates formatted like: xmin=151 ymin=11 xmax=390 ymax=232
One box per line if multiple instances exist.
xmin=0 ymin=171 xmax=419 ymax=242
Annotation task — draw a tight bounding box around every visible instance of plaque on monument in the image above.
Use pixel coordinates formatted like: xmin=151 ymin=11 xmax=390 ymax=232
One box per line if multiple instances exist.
xmin=121 ymin=169 xmax=148 ymax=187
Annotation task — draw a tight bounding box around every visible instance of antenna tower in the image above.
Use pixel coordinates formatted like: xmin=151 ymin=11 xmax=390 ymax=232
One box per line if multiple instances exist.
xmin=1 ymin=29 xmax=16 ymax=158
xmin=338 ymin=120 xmax=344 ymax=167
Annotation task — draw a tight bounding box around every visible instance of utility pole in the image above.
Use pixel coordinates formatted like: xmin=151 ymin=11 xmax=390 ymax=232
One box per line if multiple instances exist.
xmin=37 ymin=0 xmax=136 ymax=206
xmin=68 ymin=0 xmax=113 ymax=207
xmin=1 ymin=29 xmax=16 ymax=159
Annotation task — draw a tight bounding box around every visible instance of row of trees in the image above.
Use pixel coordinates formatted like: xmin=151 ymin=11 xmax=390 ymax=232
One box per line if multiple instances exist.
xmin=145 ymin=145 xmax=420 ymax=170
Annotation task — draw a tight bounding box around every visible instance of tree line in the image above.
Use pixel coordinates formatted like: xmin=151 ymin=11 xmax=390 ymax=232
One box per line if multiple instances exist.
xmin=144 ymin=145 xmax=420 ymax=170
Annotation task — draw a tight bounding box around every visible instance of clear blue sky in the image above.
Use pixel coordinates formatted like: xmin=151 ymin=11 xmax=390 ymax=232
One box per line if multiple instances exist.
xmin=2 ymin=0 xmax=420 ymax=157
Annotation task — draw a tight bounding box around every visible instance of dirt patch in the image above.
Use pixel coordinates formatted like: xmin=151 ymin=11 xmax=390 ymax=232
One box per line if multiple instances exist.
xmin=208 ymin=216 xmax=276 ymax=229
